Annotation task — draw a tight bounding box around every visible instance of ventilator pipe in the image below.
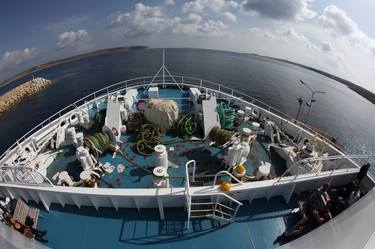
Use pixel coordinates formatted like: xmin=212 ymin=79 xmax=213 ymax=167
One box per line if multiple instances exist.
xmin=66 ymin=127 xmax=77 ymax=145
xmin=59 ymin=118 xmax=69 ymax=130
xmin=69 ymin=112 xmax=79 ymax=126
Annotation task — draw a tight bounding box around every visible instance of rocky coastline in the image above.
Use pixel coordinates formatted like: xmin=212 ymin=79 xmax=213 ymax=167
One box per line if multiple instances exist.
xmin=0 ymin=77 xmax=52 ymax=115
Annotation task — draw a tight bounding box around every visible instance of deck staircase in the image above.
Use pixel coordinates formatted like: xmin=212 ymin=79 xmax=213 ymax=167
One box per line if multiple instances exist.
xmin=185 ymin=160 xmax=243 ymax=228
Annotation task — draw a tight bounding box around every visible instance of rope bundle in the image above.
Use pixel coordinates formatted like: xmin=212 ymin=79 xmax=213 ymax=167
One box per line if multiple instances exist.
xmin=217 ymin=102 xmax=236 ymax=129
xmin=135 ymin=124 xmax=164 ymax=155
xmin=209 ymin=126 xmax=234 ymax=146
xmin=84 ymin=132 xmax=111 ymax=158
xmin=173 ymin=115 xmax=198 ymax=138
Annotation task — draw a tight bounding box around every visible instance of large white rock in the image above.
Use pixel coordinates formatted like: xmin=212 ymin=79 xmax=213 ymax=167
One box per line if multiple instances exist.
xmin=144 ymin=99 xmax=179 ymax=131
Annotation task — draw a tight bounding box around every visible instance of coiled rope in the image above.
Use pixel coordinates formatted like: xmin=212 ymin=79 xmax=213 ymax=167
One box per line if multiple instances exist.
xmin=135 ymin=124 xmax=165 ymax=155
xmin=173 ymin=115 xmax=198 ymax=138
xmin=216 ymin=102 xmax=236 ymax=129
xmin=84 ymin=132 xmax=111 ymax=158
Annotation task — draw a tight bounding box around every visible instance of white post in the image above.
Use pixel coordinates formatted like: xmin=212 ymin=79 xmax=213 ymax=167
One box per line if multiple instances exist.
xmin=27 ymin=190 xmax=39 ymax=203
xmin=55 ymin=194 xmax=66 ymax=207
xmin=162 ymin=49 xmax=165 ymax=87
xmin=133 ymin=198 xmax=140 ymax=213
xmin=89 ymin=196 xmax=99 ymax=211
xmin=248 ymin=189 xmax=257 ymax=204
xmin=108 ymin=197 xmax=118 ymax=212
xmin=157 ymin=197 xmax=165 ymax=220
xmin=285 ymin=182 xmax=296 ymax=204
xmin=37 ymin=192 xmax=50 ymax=211
xmin=71 ymin=195 xmax=81 ymax=209
xmin=6 ymin=188 xmax=14 ymax=200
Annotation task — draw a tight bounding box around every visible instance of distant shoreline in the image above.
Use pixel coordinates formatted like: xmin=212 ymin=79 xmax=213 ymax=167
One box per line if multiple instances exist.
xmin=267 ymin=57 xmax=375 ymax=105
xmin=0 ymin=46 xmax=148 ymax=89
xmin=1 ymin=46 xmax=373 ymax=105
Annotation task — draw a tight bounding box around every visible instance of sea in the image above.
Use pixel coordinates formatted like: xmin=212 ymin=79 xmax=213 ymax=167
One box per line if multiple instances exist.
xmin=0 ymin=48 xmax=374 ymax=175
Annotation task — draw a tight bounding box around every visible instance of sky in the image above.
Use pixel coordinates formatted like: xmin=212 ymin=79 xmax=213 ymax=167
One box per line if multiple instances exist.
xmin=1 ymin=0 xmax=375 ymax=92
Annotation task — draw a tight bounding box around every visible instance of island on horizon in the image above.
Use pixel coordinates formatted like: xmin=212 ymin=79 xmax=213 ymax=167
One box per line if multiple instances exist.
xmin=0 ymin=46 xmax=374 ymax=105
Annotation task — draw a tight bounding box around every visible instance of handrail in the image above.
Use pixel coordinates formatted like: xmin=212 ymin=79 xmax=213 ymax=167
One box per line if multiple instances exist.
xmin=192 ymin=192 xmax=243 ymax=206
xmin=212 ymin=170 xmax=243 ymax=187
xmin=274 ymin=154 xmax=371 ymax=185
xmin=185 ymin=160 xmax=196 ymax=182
xmin=0 ymin=166 xmax=54 ymax=186
xmin=0 ymin=74 xmax=351 ymax=163
xmin=287 ymin=154 xmax=371 ymax=174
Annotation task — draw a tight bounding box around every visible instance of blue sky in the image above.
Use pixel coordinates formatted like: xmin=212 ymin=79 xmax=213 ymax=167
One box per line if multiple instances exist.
xmin=1 ymin=0 xmax=375 ymax=92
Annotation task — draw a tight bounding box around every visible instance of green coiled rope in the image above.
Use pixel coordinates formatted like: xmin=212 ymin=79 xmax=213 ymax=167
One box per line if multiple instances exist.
xmin=216 ymin=102 xmax=236 ymax=129
xmin=84 ymin=132 xmax=111 ymax=158
xmin=135 ymin=124 xmax=165 ymax=155
xmin=173 ymin=115 xmax=198 ymax=138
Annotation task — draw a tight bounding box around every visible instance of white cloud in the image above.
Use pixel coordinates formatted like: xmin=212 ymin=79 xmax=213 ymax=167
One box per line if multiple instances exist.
xmin=183 ymin=0 xmax=240 ymax=13
xmin=318 ymin=5 xmax=357 ymax=36
xmin=57 ymin=29 xmax=91 ymax=49
xmin=182 ymin=0 xmax=239 ymax=24
xmin=198 ymin=20 xmax=232 ymax=38
xmin=222 ymin=11 xmax=237 ymax=22
xmin=248 ymin=27 xmax=344 ymax=57
xmin=109 ymin=3 xmax=232 ymax=38
xmin=109 ymin=3 xmax=177 ymax=37
xmin=182 ymin=1 xmax=205 ymax=13
xmin=318 ymin=5 xmax=375 ymax=55
xmin=0 ymin=47 xmax=38 ymax=71
xmin=227 ymin=1 xmax=239 ymax=9
xmin=164 ymin=0 xmax=175 ymax=5
xmin=283 ymin=29 xmax=319 ymax=50
xmin=241 ymin=0 xmax=316 ymax=20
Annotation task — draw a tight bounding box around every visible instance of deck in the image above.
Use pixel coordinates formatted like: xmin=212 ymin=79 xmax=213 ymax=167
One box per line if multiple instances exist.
xmin=34 ymin=195 xmax=304 ymax=249
xmin=45 ymin=87 xmax=287 ymax=188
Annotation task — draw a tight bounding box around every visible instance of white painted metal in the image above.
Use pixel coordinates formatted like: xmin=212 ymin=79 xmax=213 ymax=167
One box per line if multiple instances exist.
xmin=280 ymin=188 xmax=375 ymax=249
xmin=275 ymin=154 xmax=371 ymax=185
xmin=212 ymin=171 xmax=243 ymax=187
xmin=0 ymin=75 xmax=372 ymax=213
xmin=185 ymin=160 xmax=243 ymax=226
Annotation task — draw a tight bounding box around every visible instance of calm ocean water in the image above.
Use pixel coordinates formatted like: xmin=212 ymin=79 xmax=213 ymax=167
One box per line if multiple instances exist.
xmin=0 ymin=48 xmax=374 ymax=174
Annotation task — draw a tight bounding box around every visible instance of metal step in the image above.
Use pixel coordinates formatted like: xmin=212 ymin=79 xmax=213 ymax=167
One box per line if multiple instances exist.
xmin=216 ymin=203 xmax=235 ymax=213
xmin=190 ymin=210 xmax=213 ymax=218
xmin=213 ymin=205 xmax=233 ymax=221
xmin=191 ymin=204 xmax=213 ymax=210
xmin=191 ymin=198 xmax=211 ymax=203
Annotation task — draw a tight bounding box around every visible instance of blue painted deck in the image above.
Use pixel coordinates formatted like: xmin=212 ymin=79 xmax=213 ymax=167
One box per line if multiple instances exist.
xmin=45 ymin=87 xmax=287 ymax=188
xmin=34 ymin=195 xmax=302 ymax=249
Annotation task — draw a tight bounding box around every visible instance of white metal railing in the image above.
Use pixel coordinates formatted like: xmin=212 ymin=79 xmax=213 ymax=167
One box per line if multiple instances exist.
xmin=274 ymin=154 xmax=371 ymax=185
xmin=212 ymin=171 xmax=243 ymax=187
xmin=185 ymin=160 xmax=193 ymax=229
xmin=185 ymin=160 xmax=243 ymax=226
xmin=0 ymin=74 xmax=347 ymax=164
xmin=0 ymin=166 xmax=53 ymax=186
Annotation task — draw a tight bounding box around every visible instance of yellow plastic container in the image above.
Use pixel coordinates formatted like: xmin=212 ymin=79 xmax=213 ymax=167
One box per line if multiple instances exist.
xmin=234 ymin=164 xmax=246 ymax=174
xmin=220 ymin=182 xmax=232 ymax=191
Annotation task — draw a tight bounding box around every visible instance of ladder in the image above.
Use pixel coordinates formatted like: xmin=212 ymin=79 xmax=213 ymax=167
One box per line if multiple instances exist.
xmin=185 ymin=160 xmax=243 ymax=228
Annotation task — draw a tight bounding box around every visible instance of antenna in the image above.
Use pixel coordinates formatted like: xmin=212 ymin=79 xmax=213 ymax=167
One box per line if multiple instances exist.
xmin=144 ymin=48 xmax=183 ymax=93
xmin=162 ymin=48 xmax=165 ymax=84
